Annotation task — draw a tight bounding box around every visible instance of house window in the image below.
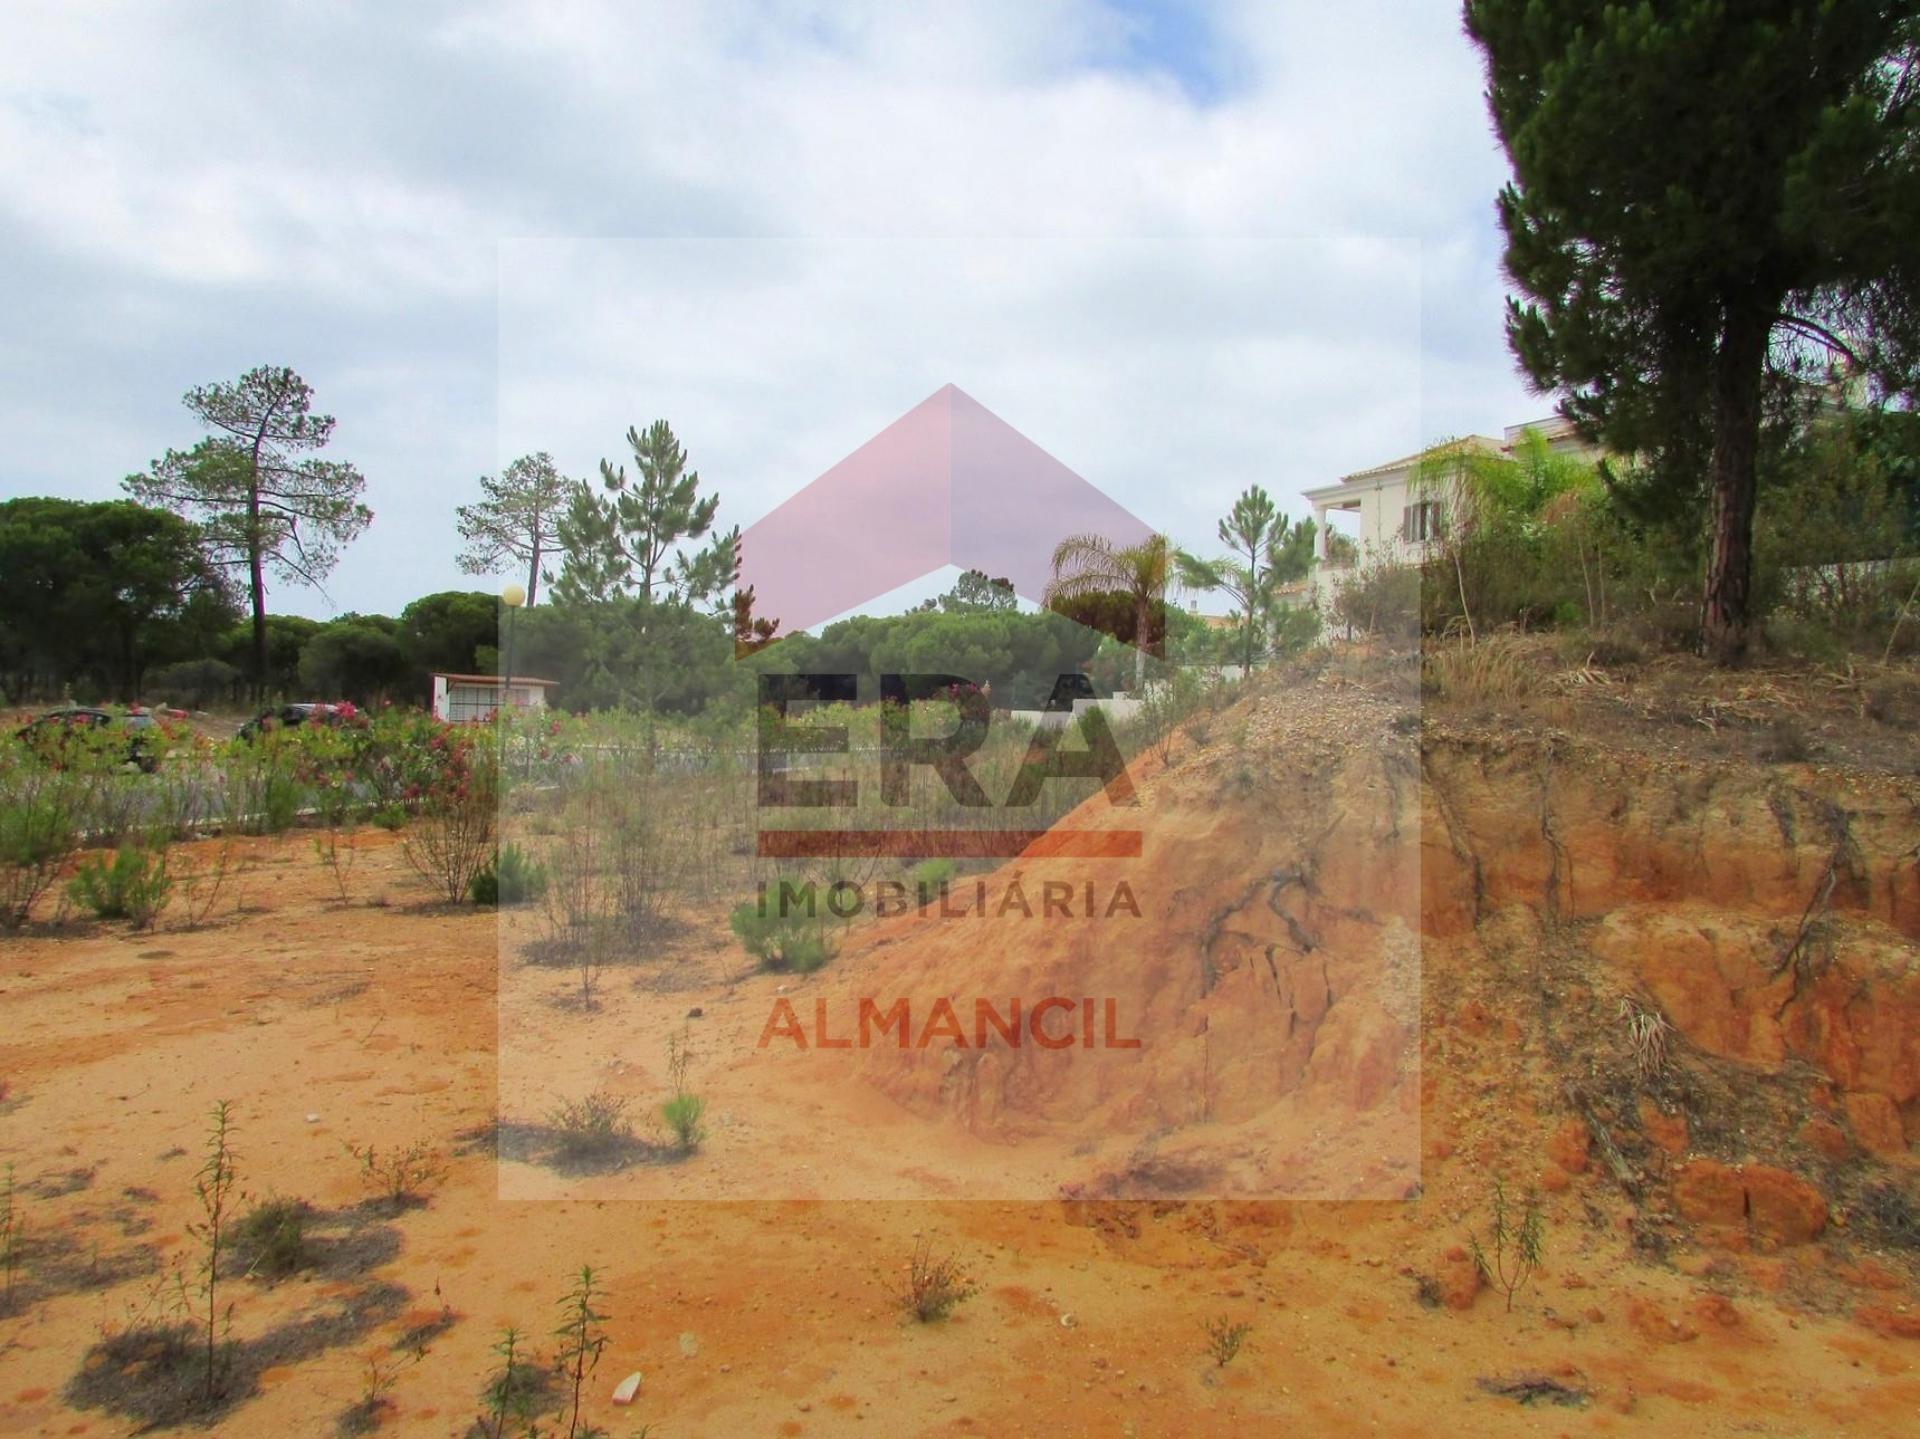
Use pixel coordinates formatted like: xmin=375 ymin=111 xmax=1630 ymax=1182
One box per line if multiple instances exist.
xmin=1401 ymin=500 xmax=1445 ymax=543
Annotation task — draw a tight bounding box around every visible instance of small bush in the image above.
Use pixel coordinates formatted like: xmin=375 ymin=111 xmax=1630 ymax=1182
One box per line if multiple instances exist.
xmin=402 ymin=782 xmax=496 ymax=905
xmin=910 ymin=857 xmax=956 ymax=899
xmin=68 ymin=843 xmax=173 ymax=928
xmin=895 ymin=1237 xmax=977 ymax=1323
xmin=230 ymin=1197 xmax=311 ymax=1280
xmin=346 ymin=1140 xmax=445 ymax=1210
xmin=469 ymin=842 xmax=548 ymax=907
xmin=1858 ymin=1182 xmax=1920 ymax=1249
xmin=547 ymin=1093 xmax=634 ymax=1162
xmin=0 ymin=772 xmax=80 ymax=929
xmin=370 ymin=805 xmax=408 ymax=832
xmin=728 ymin=900 xmax=835 ymax=973
xmin=1331 ymin=556 xmax=1422 ymax=644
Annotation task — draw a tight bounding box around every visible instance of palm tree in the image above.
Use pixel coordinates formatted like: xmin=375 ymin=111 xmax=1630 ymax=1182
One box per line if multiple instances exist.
xmin=1044 ymin=533 xmax=1171 ymax=692
xmin=1414 ymin=429 xmax=1603 ymax=641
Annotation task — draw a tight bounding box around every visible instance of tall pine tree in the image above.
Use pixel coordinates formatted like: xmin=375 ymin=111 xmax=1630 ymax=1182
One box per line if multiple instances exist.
xmin=455 ymin=452 xmax=571 ymax=606
xmin=127 ymin=366 xmax=370 ymax=697
xmin=1466 ymin=1 xmax=1920 ymax=661
xmin=552 ymin=420 xmax=729 ymax=605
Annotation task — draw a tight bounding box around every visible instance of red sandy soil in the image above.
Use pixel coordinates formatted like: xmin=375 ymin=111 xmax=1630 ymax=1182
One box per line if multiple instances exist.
xmin=3 ymin=660 xmax=1919 ymax=1436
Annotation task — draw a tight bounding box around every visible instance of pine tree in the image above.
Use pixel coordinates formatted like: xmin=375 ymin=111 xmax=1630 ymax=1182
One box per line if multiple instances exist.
xmin=126 ymin=366 xmax=370 ymax=696
xmin=1466 ymin=1 xmax=1920 ymax=661
xmin=1177 ymin=485 xmax=1315 ymax=675
xmin=552 ymin=420 xmax=723 ymax=605
xmin=455 ymin=452 xmax=572 ymax=606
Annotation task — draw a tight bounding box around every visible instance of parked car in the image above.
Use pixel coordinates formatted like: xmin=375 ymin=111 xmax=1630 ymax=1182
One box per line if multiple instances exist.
xmin=16 ymin=706 xmax=174 ymax=773
xmin=235 ymin=702 xmax=363 ymax=742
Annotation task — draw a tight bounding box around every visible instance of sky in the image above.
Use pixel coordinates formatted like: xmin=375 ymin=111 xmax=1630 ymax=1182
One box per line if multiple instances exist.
xmin=0 ymin=0 xmax=1543 ymax=621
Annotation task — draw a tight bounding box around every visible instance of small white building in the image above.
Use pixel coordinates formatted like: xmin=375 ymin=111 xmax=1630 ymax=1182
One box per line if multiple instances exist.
xmin=430 ymin=673 xmax=558 ymax=723
xmin=1303 ymin=416 xmax=1603 ymax=612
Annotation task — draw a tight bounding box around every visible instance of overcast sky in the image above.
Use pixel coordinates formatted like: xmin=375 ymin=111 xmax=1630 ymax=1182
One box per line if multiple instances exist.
xmin=0 ymin=0 xmax=1542 ymax=620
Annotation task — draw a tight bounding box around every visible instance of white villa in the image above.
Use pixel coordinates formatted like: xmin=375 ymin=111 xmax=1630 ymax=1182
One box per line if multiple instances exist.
xmin=1303 ymin=415 xmax=1601 ymax=611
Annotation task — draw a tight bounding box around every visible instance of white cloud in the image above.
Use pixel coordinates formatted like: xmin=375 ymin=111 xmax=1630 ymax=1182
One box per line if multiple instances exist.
xmin=0 ymin=0 xmax=1540 ymax=618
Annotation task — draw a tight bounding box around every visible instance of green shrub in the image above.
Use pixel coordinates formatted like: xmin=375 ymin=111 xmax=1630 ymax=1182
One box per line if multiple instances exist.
xmin=0 ymin=770 xmax=81 ymax=929
xmin=68 ymin=843 xmax=173 ymax=928
xmin=230 ymin=1197 xmax=310 ymax=1280
xmin=369 ymin=804 xmax=408 ymax=832
xmin=1331 ymin=557 xmax=1422 ymax=643
xmin=469 ymin=841 xmax=548 ymax=906
xmin=728 ymin=899 xmax=835 ymax=973
xmin=910 ymin=857 xmax=956 ymax=898
xmin=401 ymin=756 xmax=497 ymax=905
xmin=660 ymin=1093 xmax=706 ymax=1153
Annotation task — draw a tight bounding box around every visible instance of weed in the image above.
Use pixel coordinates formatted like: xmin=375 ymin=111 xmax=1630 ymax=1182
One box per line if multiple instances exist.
xmin=176 ymin=839 xmax=246 ymax=929
xmin=1468 ymin=1177 xmax=1546 ymax=1313
xmin=1201 ymin=1315 xmax=1252 ymax=1367
xmin=314 ymin=827 xmax=359 ymax=903
xmin=0 ymin=1163 xmax=20 ymax=1313
xmin=1423 ymin=635 xmax=1535 ymax=704
xmin=370 ymin=804 xmax=408 ymax=832
xmin=346 ymin=1139 xmax=446 ymax=1211
xmin=895 ymin=1237 xmax=977 ymax=1323
xmin=337 ymin=1350 xmax=400 ymax=1436
xmin=1618 ymin=996 xmax=1674 ymax=1080
xmin=189 ymin=1100 xmax=240 ymax=1400
xmin=554 ymin=1265 xmax=610 ymax=1439
xmin=475 ymin=1325 xmax=553 ymax=1439
xmin=547 ymin=1093 xmax=635 ymax=1163
xmin=660 ymin=1029 xmax=706 ymax=1154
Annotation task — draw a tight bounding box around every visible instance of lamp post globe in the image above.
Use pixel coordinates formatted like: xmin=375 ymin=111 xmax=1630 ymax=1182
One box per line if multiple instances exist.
xmin=499 ymin=583 xmax=526 ymax=730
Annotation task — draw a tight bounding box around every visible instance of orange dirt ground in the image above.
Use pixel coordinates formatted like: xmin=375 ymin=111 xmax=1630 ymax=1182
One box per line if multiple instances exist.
xmin=3 ymin=666 xmax=1919 ymax=1435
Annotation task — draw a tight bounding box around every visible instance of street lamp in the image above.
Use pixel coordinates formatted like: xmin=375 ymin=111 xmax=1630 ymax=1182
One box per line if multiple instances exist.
xmin=500 ymin=583 xmax=526 ymax=740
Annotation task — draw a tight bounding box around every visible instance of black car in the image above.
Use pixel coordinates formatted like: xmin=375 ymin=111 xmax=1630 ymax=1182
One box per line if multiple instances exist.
xmin=235 ymin=702 xmax=362 ymax=742
xmin=17 ymin=707 xmax=168 ymax=772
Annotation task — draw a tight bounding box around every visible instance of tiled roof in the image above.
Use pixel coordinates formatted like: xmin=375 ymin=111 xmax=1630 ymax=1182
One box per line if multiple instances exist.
xmin=1338 ymin=434 xmax=1502 ymax=484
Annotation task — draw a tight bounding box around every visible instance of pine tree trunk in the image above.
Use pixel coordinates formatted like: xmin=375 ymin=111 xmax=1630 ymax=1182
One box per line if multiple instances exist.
xmin=1702 ymin=300 xmax=1773 ymax=665
xmin=248 ymin=520 xmax=268 ymax=702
